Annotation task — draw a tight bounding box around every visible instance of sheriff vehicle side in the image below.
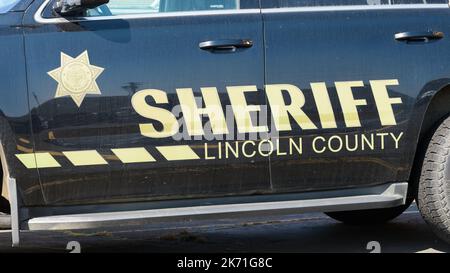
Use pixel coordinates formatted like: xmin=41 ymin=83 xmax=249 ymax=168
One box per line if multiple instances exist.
xmin=1 ymin=0 xmax=450 ymax=246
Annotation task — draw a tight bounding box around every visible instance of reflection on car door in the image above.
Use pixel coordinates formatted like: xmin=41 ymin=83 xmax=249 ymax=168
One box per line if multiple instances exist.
xmin=262 ymin=0 xmax=450 ymax=193
xmin=22 ymin=0 xmax=270 ymax=205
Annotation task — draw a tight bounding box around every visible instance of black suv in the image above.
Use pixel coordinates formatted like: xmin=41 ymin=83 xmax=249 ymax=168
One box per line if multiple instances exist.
xmin=1 ymin=0 xmax=450 ymax=246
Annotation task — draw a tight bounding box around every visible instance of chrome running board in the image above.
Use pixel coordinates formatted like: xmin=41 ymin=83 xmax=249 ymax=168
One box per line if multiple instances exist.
xmin=25 ymin=182 xmax=408 ymax=231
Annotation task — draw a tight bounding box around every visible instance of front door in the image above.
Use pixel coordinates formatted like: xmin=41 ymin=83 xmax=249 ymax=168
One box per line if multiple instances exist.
xmin=21 ymin=0 xmax=270 ymax=205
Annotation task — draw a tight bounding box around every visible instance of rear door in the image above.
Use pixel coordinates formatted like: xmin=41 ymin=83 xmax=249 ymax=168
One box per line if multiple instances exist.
xmin=21 ymin=0 xmax=270 ymax=205
xmin=262 ymin=0 xmax=450 ymax=192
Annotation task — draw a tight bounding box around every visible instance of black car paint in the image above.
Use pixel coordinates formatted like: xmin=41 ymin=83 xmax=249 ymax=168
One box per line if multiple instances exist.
xmin=0 ymin=10 xmax=45 ymax=205
xmin=0 ymin=0 xmax=449 ymax=207
xmin=23 ymin=0 xmax=270 ymax=206
xmin=10 ymin=0 xmax=35 ymax=12
xmin=262 ymin=8 xmax=450 ymax=193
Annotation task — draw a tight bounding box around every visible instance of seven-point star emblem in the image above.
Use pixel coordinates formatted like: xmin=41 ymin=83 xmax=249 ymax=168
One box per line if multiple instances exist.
xmin=48 ymin=51 xmax=104 ymax=107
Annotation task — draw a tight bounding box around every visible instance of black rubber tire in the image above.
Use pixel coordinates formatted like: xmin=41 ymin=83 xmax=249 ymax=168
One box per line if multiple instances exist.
xmin=325 ymin=201 xmax=412 ymax=225
xmin=417 ymin=116 xmax=450 ymax=244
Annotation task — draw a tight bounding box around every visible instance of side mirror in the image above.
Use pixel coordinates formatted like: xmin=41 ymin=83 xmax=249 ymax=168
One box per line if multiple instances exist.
xmin=53 ymin=0 xmax=109 ymax=16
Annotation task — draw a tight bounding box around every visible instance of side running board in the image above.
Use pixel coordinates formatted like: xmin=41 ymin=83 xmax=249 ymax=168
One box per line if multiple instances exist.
xmin=25 ymin=182 xmax=408 ymax=231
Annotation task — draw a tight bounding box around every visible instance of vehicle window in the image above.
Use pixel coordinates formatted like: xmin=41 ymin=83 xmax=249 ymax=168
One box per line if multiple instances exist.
xmin=261 ymin=0 xmax=447 ymax=8
xmin=391 ymin=0 xmax=447 ymax=3
xmin=0 ymin=0 xmax=21 ymax=14
xmin=86 ymin=0 xmax=250 ymax=17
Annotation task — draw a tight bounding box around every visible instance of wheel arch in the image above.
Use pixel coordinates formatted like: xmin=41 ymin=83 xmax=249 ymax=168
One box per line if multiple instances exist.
xmin=408 ymin=84 xmax=450 ymax=198
xmin=418 ymin=86 xmax=450 ymax=141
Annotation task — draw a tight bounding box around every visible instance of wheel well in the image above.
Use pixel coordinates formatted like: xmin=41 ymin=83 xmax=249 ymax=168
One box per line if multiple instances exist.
xmin=418 ymin=86 xmax=450 ymax=141
xmin=408 ymin=86 xmax=450 ymax=200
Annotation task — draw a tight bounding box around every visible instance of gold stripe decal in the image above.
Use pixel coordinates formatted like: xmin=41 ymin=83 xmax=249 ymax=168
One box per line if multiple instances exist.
xmin=156 ymin=145 xmax=200 ymax=161
xmin=15 ymin=153 xmax=61 ymax=169
xmin=16 ymin=145 xmax=199 ymax=169
xmin=111 ymin=148 xmax=156 ymax=163
xmin=63 ymin=150 xmax=108 ymax=166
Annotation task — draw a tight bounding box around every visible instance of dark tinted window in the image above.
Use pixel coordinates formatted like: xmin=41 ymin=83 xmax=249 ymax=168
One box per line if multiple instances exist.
xmin=161 ymin=0 xmax=237 ymax=11
xmin=84 ymin=0 xmax=258 ymax=17
xmin=392 ymin=0 xmax=447 ymax=3
xmin=262 ymin=0 xmax=447 ymax=8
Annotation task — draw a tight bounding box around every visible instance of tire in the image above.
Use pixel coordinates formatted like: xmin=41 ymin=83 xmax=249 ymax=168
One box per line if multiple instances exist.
xmin=417 ymin=116 xmax=450 ymax=244
xmin=325 ymin=201 xmax=413 ymax=225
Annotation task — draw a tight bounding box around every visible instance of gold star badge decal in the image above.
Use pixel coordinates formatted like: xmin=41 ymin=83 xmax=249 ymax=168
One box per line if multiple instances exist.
xmin=48 ymin=51 xmax=104 ymax=107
